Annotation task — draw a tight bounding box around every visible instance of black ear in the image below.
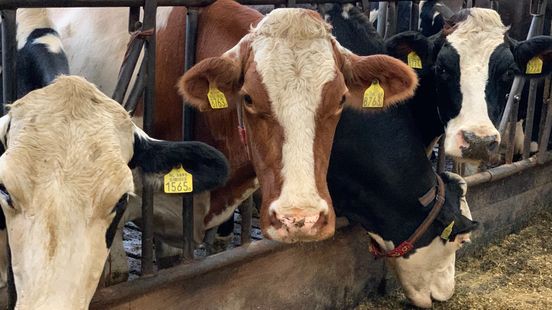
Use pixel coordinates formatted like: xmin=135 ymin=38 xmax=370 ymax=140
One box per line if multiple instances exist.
xmin=453 ymin=214 xmax=479 ymax=236
xmin=385 ymin=31 xmax=434 ymax=74
xmin=509 ymin=35 xmax=552 ymax=78
xmin=129 ymin=131 xmax=230 ymax=193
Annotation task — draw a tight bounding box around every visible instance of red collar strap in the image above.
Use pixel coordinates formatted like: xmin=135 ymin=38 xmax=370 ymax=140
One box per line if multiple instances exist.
xmin=236 ymin=100 xmax=250 ymax=160
xmin=369 ymin=173 xmax=446 ymax=259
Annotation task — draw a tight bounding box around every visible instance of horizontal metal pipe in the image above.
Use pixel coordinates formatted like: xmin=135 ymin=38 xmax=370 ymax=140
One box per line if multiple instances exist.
xmin=465 ymin=152 xmax=552 ymax=186
xmin=0 ymin=0 xmax=383 ymax=9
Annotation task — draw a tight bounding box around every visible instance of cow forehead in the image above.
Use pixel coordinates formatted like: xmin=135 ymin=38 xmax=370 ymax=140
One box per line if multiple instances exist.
xmin=1 ymin=76 xmax=134 ymax=209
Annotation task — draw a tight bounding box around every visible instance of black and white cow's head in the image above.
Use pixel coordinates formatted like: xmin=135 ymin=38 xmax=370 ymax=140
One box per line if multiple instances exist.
xmin=387 ymin=8 xmax=552 ymax=163
xmin=369 ymin=172 xmax=478 ymax=308
xmin=0 ymin=76 xmax=229 ymax=309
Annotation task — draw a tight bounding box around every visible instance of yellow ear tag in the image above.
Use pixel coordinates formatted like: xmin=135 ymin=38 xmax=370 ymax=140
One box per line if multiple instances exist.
xmin=407 ymin=51 xmax=423 ymax=69
xmin=363 ymin=80 xmax=385 ymax=108
xmin=163 ymin=165 xmax=193 ymax=194
xmin=207 ymin=84 xmax=228 ymax=109
xmin=526 ymin=56 xmax=543 ymax=74
xmin=440 ymin=221 xmax=455 ymax=240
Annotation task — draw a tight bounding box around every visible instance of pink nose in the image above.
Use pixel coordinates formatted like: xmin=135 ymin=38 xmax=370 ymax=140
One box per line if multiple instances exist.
xmin=266 ymin=210 xmax=334 ymax=243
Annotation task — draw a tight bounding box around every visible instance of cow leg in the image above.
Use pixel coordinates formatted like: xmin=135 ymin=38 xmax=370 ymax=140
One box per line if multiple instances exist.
xmin=154 ymin=239 xmax=183 ymax=269
xmin=0 ymin=229 xmax=6 ymax=288
xmin=213 ymin=216 xmax=235 ymax=253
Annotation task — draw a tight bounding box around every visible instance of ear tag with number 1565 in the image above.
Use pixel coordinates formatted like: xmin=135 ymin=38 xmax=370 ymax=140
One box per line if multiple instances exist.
xmin=363 ymin=80 xmax=385 ymax=108
xmin=164 ymin=165 xmax=193 ymax=194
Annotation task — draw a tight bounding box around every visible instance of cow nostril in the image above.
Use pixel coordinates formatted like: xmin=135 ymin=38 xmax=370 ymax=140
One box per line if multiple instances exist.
xmin=461 ymin=130 xmax=477 ymax=144
xmin=269 ymin=212 xmax=282 ymax=229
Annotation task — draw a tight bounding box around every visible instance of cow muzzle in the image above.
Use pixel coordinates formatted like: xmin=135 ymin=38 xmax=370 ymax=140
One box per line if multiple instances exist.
xmin=265 ymin=207 xmax=335 ymax=243
xmin=448 ymin=126 xmax=500 ymax=161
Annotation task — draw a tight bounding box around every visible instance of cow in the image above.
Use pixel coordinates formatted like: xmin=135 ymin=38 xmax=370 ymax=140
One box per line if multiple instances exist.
xmin=0 ymin=75 xmax=229 ymax=309
xmin=42 ymin=0 xmax=418 ymax=247
xmin=0 ymin=8 xmax=70 ymax=289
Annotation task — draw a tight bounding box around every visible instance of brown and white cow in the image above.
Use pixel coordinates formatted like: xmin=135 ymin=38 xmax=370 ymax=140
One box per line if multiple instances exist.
xmin=43 ymin=0 xmax=419 ymax=244
xmin=0 ymin=75 xmax=229 ymax=309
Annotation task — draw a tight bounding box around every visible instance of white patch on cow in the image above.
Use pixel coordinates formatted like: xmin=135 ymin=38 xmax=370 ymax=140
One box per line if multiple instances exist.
xmin=205 ymin=178 xmax=259 ymax=230
xmin=249 ymin=9 xmax=335 ymax=220
xmin=156 ymin=7 xmax=174 ymax=30
xmin=16 ymin=9 xmax=53 ymax=50
xmin=341 ymin=4 xmax=354 ymax=19
xmin=33 ymin=33 xmax=64 ymax=54
xmin=369 ymin=9 xmax=378 ymax=24
xmin=444 ymin=9 xmax=506 ymax=158
xmin=0 ymin=115 xmax=11 ymax=149
xmin=0 ymin=229 xmax=7 ymax=288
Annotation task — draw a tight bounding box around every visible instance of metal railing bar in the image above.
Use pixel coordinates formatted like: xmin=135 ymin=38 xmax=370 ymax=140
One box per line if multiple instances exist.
xmin=523 ymin=79 xmax=539 ymax=159
xmin=182 ymin=7 xmax=199 ymax=261
xmin=140 ymin=0 xmax=158 ymax=276
xmin=505 ymin=94 xmax=521 ymax=164
xmin=239 ymin=196 xmax=253 ymax=245
xmin=437 ymin=135 xmax=446 ymax=174
xmin=123 ymin=56 xmax=147 ymax=114
xmin=376 ymin=1 xmax=388 ymax=38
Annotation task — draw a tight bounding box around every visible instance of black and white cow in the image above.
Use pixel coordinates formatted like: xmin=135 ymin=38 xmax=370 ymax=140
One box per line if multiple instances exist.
xmin=323 ymin=4 xmax=478 ymax=307
xmin=0 ymin=75 xmax=229 ymax=309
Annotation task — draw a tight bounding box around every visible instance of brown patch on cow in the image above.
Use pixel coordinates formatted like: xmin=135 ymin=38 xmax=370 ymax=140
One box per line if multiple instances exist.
xmin=47 ymin=218 xmax=57 ymax=259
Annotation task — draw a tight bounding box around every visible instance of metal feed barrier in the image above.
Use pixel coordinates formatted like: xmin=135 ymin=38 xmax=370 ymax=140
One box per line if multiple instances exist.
xmin=1 ymin=0 xmax=552 ymax=308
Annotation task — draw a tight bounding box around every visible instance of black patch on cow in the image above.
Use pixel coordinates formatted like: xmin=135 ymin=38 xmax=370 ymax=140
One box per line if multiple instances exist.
xmin=129 ymin=133 xmax=230 ymax=193
xmin=16 ymin=28 xmax=69 ymax=99
xmin=0 ymin=206 xmax=5 ymax=230
xmin=322 ymin=4 xmax=385 ymax=55
xmin=486 ymin=43 xmax=517 ymax=125
xmin=510 ymin=35 xmax=552 ymax=78
xmin=105 ymin=194 xmax=128 ymax=248
xmin=434 ymin=42 xmax=462 ymax=125
xmin=420 ymin=0 xmax=445 ymax=37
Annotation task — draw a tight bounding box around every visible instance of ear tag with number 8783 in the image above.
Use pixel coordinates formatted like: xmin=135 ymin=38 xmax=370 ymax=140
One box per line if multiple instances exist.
xmin=526 ymin=56 xmax=543 ymax=74
xmin=164 ymin=165 xmax=193 ymax=194
xmin=363 ymin=80 xmax=385 ymax=108
xmin=207 ymin=84 xmax=228 ymax=109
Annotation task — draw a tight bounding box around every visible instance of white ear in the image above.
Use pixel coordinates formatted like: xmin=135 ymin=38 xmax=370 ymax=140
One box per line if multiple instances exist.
xmin=0 ymin=115 xmax=11 ymax=150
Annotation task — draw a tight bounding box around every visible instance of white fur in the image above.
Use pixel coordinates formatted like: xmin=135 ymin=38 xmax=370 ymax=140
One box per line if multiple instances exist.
xmin=16 ymin=9 xmax=53 ymax=50
xmin=33 ymin=34 xmax=64 ymax=54
xmin=444 ymin=9 xmax=506 ymax=158
xmin=341 ymin=4 xmax=354 ymax=19
xmin=249 ymin=9 xmax=335 ymax=221
xmin=205 ymin=179 xmax=259 ymax=230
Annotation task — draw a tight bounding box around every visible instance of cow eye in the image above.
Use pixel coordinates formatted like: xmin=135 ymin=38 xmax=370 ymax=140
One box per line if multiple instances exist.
xmin=243 ymin=94 xmax=253 ymax=106
xmin=340 ymin=95 xmax=346 ymax=107
xmin=436 ymin=66 xmax=449 ymax=80
xmin=501 ymin=69 xmax=515 ymax=82
xmin=0 ymin=184 xmax=13 ymax=209
xmin=112 ymin=193 xmax=129 ymax=214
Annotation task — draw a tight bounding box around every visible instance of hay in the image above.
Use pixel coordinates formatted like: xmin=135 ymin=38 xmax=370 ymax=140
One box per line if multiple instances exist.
xmin=356 ymin=209 xmax=552 ymax=309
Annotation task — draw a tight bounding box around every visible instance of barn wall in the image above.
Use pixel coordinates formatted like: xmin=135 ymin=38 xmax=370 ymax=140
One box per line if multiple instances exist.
xmin=1 ymin=161 xmax=551 ymax=309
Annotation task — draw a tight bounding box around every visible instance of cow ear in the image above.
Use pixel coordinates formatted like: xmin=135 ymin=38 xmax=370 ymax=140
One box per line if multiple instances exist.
xmin=453 ymin=214 xmax=479 ymax=236
xmin=129 ymin=127 xmax=230 ymax=193
xmin=340 ymin=52 xmax=418 ymax=109
xmin=177 ymin=56 xmax=242 ymax=111
xmin=385 ymin=31 xmax=434 ymax=72
xmin=509 ymin=35 xmax=552 ymax=78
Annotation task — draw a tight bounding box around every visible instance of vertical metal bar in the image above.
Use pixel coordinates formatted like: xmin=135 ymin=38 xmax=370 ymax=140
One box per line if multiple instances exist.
xmin=538 ymin=81 xmax=552 ymax=164
xmin=505 ymin=95 xmax=521 ymax=164
xmin=182 ymin=8 xmax=199 ymax=261
xmin=491 ymin=0 xmax=499 ymax=11
xmin=464 ymin=0 xmax=474 ymax=8
xmin=112 ymin=38 xmax=146 ymax=104
xmin=2 ymin=9 xmax=17 ymax=309
xmin=499 ymin=78 xmax=526 ymax=137
xmin=437 ymin=135 xmax=446 ymax=174
xmin=2 ymin=10 xmax=16 ymax=111
xmin=239 ymin=196 xmax=253 ymax=245
xmin=538 ymin=77 xmax=551 ymax=144
xmin=141 ymin=0 xmax=157 ymax=276
xmin=411 ymin=0 xmax=419 ymax=31
xmin=376 ymin=1 xmax=388 ymax=38
xmin=384 ymin=1 xmax=396 ymax=39
xmin=523 ymin=79 xmax=539 ymax=159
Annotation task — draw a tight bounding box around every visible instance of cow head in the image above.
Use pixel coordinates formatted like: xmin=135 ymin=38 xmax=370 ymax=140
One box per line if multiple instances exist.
xmin=369 ymin=172 xmax=478 ymax=308
xmin=0 ymin=76 xmax=229 ymax=309
xmin=387 ymin=8 xmax=552 ymax=163
xmin=179 ymin=8 xmax=418 ymax=243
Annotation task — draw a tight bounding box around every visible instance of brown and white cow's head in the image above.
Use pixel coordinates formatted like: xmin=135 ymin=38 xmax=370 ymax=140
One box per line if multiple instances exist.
xmin=0 ymin=76 xmax=229 ymax=309
xmin=179 ymin=8 xmax=418 ymax=243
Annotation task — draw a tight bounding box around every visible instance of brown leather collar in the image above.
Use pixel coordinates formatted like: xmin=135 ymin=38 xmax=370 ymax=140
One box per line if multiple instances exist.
xmin=369 ymin=173 xmax=446 ymax=258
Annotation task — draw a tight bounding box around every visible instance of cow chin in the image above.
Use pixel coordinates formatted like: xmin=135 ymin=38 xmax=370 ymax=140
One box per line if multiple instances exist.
xmin=8 ymin=215 xmax=110 ymax=310
xmin=387 ymin=236 xmax=465 ymax=309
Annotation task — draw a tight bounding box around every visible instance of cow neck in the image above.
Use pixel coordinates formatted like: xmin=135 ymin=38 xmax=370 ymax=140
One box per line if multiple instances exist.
xmin=369 ymin=173 xmax=446 ymax=258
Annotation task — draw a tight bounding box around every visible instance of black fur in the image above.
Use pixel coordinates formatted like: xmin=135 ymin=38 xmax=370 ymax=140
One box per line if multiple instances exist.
xmin=420 ymin=0 xmax=446 ymax=37
xmin=129 ymin=133 xmax=230 ymax=193
xmin=105 ymin=194 xmax=128 ymax=248
xmin=16 ymin=28 xmax=70 ymax=99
